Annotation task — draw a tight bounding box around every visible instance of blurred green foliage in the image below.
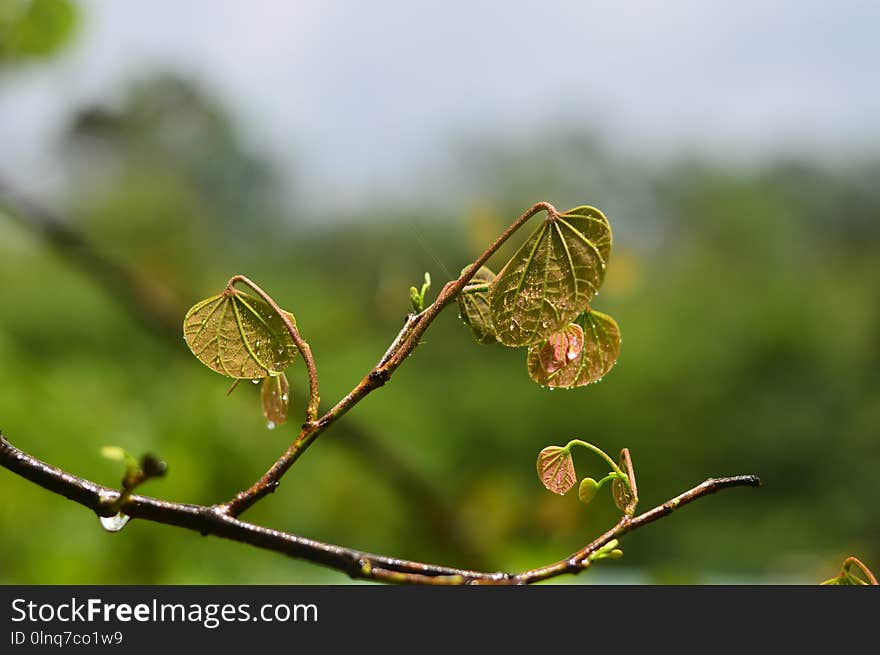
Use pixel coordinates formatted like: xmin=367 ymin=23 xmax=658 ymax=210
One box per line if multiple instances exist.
xmin=0 ymin=0 xmax=76 ymax=61
xmin=1 ymin=71 xmax=878 ymax=584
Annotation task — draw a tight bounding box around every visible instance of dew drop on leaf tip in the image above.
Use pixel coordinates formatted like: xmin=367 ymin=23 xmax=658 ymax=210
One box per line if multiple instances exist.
xmin=99 ymin=512 xmax=130 ymax=533
xmin=266 ymin=421 xmax=276 ymax=430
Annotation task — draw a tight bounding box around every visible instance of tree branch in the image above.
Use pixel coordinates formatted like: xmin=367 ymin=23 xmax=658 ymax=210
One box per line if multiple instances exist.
xmin=0 ymin=433 xmax=761 ymax=585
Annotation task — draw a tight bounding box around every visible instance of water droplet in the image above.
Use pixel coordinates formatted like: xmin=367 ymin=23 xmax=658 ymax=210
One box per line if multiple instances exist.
xmin=251 ymin=378 xmax=260 ymax=385
xmin=255 ymin=340 xmax=261 ymax=347
xmin=567 ymin=350 xmax=578 ymax=361
xmin=280 ymin=394 xmax=289 ymax=402
xmin=509 ymin=323 xmax=515 ymax=331
xmin=266 ymin=421 xmax=276 ymax=430
xmin=99 ymin=512 xmax=130 ymax=532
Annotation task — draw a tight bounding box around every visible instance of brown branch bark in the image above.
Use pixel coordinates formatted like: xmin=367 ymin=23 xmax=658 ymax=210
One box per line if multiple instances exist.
xmin=0 ymin=433 xmax=761 ymax=585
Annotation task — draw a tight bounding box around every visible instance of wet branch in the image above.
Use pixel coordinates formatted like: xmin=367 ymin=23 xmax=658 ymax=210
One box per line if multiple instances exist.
xmin=0 ymin=434 xmax=760 ymax=584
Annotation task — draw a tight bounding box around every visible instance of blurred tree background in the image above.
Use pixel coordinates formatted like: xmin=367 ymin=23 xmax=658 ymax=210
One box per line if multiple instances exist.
xmin=1 ymin=0 xmax=877 ymax=584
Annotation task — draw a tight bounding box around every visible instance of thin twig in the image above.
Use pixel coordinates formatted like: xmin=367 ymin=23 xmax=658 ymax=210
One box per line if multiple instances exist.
xmin=0 ymin=434 xmax=761 ymax=585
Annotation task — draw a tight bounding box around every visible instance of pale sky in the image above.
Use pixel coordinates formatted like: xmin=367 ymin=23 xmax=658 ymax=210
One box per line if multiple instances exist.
xmin=2 ymin=0 xmax=878 ymax=208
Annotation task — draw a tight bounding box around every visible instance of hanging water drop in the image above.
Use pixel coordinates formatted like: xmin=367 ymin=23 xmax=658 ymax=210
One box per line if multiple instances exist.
xmin=99 ymin=512 xmax=130 ymax=533
xmin=266 ymin=421 xmax=276 ymax=430
xmin=251 ymin=378 xmax=260 ymax=385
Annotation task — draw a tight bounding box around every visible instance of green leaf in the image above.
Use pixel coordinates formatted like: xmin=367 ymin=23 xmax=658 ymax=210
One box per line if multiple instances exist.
xmin=536 ymin=446 xmax=576 ymax=495
xmin=183 ymin=289 xmax=298 ymax=379
xmin=489 ymin=205 xmax=611 ymax=347
xmin=457 ymin=266 xmax=497 ymax=344
xmin=262 ymin=371 xmax=290 ymax=429
xmin=578 ymin=477 xmax=599 ymax=504
xmin=526 ymin=309 xmax=621 ymax=388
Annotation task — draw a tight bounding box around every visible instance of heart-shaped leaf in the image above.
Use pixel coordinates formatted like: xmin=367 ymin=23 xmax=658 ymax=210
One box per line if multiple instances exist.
xmin=526 ymin=309 xmax=621 ymax=388
xmin=183 ymin=289 xmax=298 ymax=379
xmin=536 ymin=446 xmax=576 ymax=495
xmin=457 ymin=266 xmax=497 ymax=344
xmin=262 ymin=371 xmax=290 ymax=429
xmin=489 ymin=206 xmax=611 ymax=347
xmin=612 ymin=448 xmax=638 ymax=514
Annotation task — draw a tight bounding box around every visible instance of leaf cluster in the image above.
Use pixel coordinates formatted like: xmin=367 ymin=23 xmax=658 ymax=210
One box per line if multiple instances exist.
xmin=457 ymin=206 xmax=621 ymax=388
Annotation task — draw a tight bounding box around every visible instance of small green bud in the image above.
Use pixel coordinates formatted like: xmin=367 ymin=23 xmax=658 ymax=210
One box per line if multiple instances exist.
xmin=609 ymin=549 xmax=624 ymax=559
xmin=100 ymin=446 xmax=128 ymax=462
xmin=140 ymin=453 xmax=167 ymax=479
xmin=578 ymin=477 xmax=599 ymax=504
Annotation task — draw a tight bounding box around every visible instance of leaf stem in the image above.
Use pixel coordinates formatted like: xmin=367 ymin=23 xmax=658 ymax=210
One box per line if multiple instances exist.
xmin=843 ymin=556 xmax=879 ymax=585
xmin=226 ymin=275 xmax=320 ymax=423
xmin=564 ymin=439 xmax=630 ymax=490
xmin=595 ymin=473 xmax=619 ymax=489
